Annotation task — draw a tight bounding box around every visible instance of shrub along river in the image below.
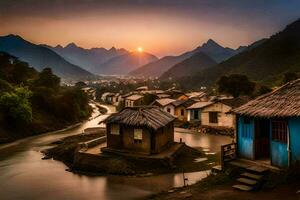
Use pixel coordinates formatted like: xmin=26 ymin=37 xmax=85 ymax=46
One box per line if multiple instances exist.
xmin=0 ymin=104 xmax=231 ymax=200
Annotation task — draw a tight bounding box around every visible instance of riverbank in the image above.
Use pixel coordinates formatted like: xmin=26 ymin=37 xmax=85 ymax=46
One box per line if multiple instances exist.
xmin=43 ymin=132 xmax=219 ymax=176
xmin=43 ymin=131 xmax=106 ymax=165
xmin=0 ymin=119 xmax=231 ymax=200
xmin=147 ymin=167 xmax=300 ymax=200
xmin=0 ymin=102 xmax=108 ymax=145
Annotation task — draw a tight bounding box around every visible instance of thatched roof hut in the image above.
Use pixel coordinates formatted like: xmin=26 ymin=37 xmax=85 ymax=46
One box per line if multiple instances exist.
xmin=104 ymin=106 xmax=176 ymax=130
xmin=233 ymin=79 xmax=300 ymax=118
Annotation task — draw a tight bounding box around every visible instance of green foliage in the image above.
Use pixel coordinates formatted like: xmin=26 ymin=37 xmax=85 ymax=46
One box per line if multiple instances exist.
xmin=0 ymin=87 xmax=32 ymax=124
xmin=0 ymin=79 xmax=13 ymax=93
xmin=0 ymin=53 xmax=37 ymax=85
xmin=34 ymin=68 xmax=60 ymax=90
xmin=143 ymin=93 xmax=158 ymax=105
xmin=0 ymin=52 xmax=92 ymax=137
xmin=253 ymin=84 xmax=272 ymax=97
xmin=282 ymin=72 xmax=298 ymax=84
xmin=75 ymin=81 xmax=87 ymax=88
xmin=217 ymin=74 xmax=255 ymax=98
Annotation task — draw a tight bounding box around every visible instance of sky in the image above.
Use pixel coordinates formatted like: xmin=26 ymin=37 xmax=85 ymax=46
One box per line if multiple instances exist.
xmin=0 ymin=0 xmax=300 ymax=57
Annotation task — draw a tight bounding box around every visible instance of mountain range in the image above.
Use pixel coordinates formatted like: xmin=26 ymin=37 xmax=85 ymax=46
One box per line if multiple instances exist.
xmin=160 ymin=51 xmax=217 ymax=79
xmin=46 ymin=43 xmax=128 ymax=74
xmin=0 ymin=35 xmax=92 ymax=80
xmin=46 ymin=43 xmax=158 ymax=75
xmin=129 ymin=39 xmax=245 ymax=78
xmin=99 ymin=51 xmax=158 ymax=75
xmin=177 ymin=18 xmax=300 ymax=88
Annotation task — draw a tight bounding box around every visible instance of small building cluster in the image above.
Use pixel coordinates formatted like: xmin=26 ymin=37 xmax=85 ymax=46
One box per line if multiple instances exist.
xmin=98 ymin=79 xmax=300 ymax=170
xmin=100 ymin=86 xmax=248 ymax=129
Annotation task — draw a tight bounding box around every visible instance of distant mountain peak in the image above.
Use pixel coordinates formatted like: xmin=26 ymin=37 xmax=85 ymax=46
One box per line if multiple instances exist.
xmin=65 ymin=42 xmax=78 ymax=49
xmin=55 ymin=44 xmax=63 ymax=49
xmin=3 ymin=34 xmax=24 ymax=41
xmin=201 ymin=39 xmax=223 ymax=49
xmin=109 ymin=47 xmax=117 ymax=52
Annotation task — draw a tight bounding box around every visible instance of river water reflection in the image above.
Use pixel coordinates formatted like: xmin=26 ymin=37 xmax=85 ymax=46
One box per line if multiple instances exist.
xmin=0 ymin=105 xmax=231 ymax=200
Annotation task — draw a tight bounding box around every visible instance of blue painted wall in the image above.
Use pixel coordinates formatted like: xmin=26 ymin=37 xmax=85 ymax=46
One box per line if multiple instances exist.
xmin=289 ymin=117 xmax=300 ymax=163
xmin=237 ymin=116 xmax=254 ymax=160
xmin=271 ymin=140 xmax=288 ymax=167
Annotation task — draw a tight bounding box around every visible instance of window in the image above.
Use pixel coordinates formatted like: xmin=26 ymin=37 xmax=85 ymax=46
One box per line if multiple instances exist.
xmin=272 ymin=120 xmax=287 ymax=143
xmin=111 ymin=124 xmax=120 ymax=135
xmin=167 ymin=108 xmax=171 ymax=113
xmin=181 ymin=109 xmax=184 ymax=116
xmin=134 ymin=129 xmax=143 ymax=143
xmin=194 ymin=110 xmax=199 ymax=120
xmin=209 ymin=112 xmax=218 ymax=123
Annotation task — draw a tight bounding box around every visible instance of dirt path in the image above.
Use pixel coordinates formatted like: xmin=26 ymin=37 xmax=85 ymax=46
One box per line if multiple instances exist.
xmin=148 ymin=177 xmax=300 ymax=200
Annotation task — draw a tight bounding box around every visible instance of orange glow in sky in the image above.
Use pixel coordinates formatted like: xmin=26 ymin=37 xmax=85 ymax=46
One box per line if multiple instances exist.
xmin=137 ymin=47 xmax=143 ymax=52
xmin=1 ymin=1 xmax=299 ymax=57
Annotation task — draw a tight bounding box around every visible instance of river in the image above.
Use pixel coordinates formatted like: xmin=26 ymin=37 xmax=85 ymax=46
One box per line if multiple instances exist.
xmin=0 ymin=104 xmax=231 ymax=200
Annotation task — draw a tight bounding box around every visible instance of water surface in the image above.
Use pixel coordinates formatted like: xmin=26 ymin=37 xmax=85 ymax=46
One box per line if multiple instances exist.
xmin=0 ymin=105 xmax=231 ymax=200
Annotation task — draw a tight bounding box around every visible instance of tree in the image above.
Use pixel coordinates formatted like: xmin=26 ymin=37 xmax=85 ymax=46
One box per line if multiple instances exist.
xmin=253 ymin=84 xmax=272 ymax=97
xmin=217 ymin=74 xmax=255 ymax=98
xmin=34 ymin=68 xmax=60 ymax=90
xmin=143 ymin=93 xmax=158 ymax=105
xmin=0 ymin=87 xmax=32 ymax=124
xmin=282 ymin=72 xmax=298 ymax=84
xmin=75 ymin=81 xmax=87 ymax=88
xmin=0 ymin=79 xmax=13 ymax=93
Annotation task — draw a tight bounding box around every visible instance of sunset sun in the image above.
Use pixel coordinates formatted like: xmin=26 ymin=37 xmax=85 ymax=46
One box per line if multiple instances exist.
xmin=137 ymin=47 xmax=143 ymax=52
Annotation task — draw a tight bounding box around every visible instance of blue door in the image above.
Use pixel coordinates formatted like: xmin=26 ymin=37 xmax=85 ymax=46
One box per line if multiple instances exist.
xmin=237 ymin=117 xmax=255 ymax=160
xmin=270 ymin=120 xmax=288 ymax=168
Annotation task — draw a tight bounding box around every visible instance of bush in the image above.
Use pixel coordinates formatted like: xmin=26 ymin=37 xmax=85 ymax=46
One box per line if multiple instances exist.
xmin=0 ymin=87 xmax=32 ymax=124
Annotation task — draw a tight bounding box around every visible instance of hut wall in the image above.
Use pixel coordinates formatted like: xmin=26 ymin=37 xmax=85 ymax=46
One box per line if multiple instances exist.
xmin=153 ymin=122 xmax=174 ymax=153
xmin=237 ymin=116 xmax=255 ymax=160
xmin=188 ymin=109 xmax=201 ymax=122
xmin=122 ymin=126 xmax=151 ymax=154
xmin=289 ymin=117 xmax=300 ymax=164
xmin=133 ymin=98 xmax=143 ymax=106
xmin=201 ymin=103 xmax=235 ymax=128
xmin=175 ymin=106 xmax=187 ymax=121
xmin=106 ymin=123 xmax=123 ymax=149
xmin=163 ymin=105 xmax=175 ymax=116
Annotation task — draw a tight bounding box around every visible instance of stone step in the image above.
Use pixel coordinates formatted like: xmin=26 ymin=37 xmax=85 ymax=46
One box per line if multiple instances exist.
xmin=212 ymin=165 xmax=222 ymax=173
xmin=246 ymin=166 xmax=269 ymax=174
xmin=237 ymin=178 xmax=258 ymax=186
xmin=232 ymin=184 xmax=254 ymax=191
xmin=241 ymin=172 xmax=263 ymax=181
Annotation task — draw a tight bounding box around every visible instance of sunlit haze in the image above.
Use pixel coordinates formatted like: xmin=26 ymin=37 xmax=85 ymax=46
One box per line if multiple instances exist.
xmin=1 ymin=0 xmax=300 ymax=57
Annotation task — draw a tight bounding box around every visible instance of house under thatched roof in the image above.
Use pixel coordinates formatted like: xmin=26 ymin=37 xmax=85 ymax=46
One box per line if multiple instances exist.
xmin=104 ymin=106 xmax=176 ymax=130
xmin=233 ymin=79 xmax=300 ymax=118
xmin=153 ymin=98 xmax=176 ymax=107
xmin=219 ymin=97 xmax=250 ymax=109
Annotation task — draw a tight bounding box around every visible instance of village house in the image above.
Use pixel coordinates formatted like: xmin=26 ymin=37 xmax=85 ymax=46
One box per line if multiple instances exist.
xmin=172 ymin=99 xmax=195 ymax=121
xmin=187 ymin=101 xmax=214 ymax=123
xmin=152 ymin=98 xmax=195 ymax=121
xmin=111 ymin=93 xmax=121 ymax=105
xmin=187 ymin=98 xmax=248 ymax=128
xmin=152 ymin=98 xmax=176 ymax=115
xmin=233 ymin=79 xmax=300 ymax=168
xmin=103 ymin=106 xmax=175 ymax=155
xmin=185 ymin=91 xmax=208 ymax=101
xmin=124 ymin=94 xmax=144 ymax=107
xmin=166 ymin=89 xmax=189 ymax=100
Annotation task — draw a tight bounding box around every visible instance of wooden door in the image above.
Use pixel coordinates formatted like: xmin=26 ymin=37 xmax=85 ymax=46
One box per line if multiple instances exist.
xmin=254 ymin=119 xmax=270 ymax=159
